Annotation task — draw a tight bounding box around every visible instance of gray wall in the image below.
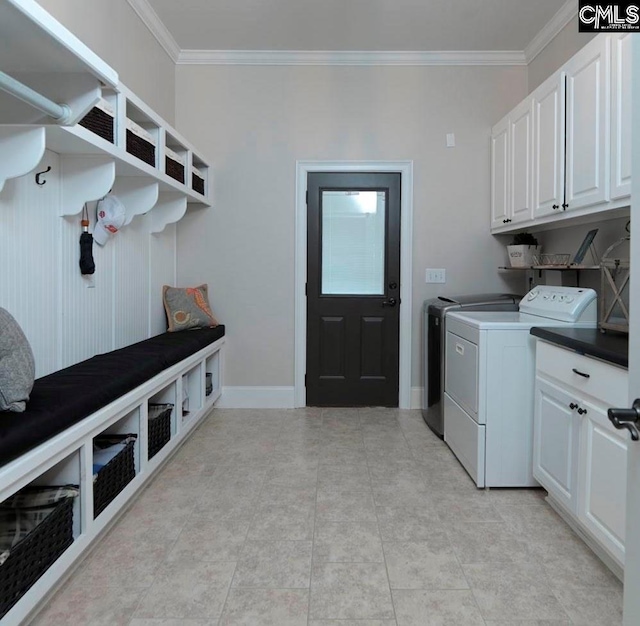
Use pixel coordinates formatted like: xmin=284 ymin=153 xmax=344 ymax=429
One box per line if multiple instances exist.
xmin=528 ymin=16 xmax=596 ymax=92
xmin=175 ymin=64 xmax=528 ymax=390
xmin=36 ymin=0 xmax=176 ymax=123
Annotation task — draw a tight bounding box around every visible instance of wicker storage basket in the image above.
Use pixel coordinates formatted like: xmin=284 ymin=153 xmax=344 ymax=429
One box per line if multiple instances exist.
xmin=0 ymin=497 xmax=74 ymax=618
xmin=192 ymin=168 xmax=205 ymax=195
xmin=79 ymin=104 xmax=114 ymax=144
xmin=93 ymin=435 xmax=137 ymax=518
xmin=126 ymin=119 xmax=156 ymax=167
xmin=165 ymin=157 xmax=185 ymax=184
xmin=148 ymin=404 xmax=173 ymax=460
xmin=205 ymin=373 xmax=213 ymax=397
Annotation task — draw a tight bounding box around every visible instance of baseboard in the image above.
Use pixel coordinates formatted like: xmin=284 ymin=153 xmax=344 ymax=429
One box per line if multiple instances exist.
xmin=216 ymin=386 xmax=295 ymax=408
xmin=411 ymin=387 xmax=424 ymax=410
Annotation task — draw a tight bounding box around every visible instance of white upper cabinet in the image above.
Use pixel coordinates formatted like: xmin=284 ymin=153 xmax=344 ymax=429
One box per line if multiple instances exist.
xmin=490 ymin=34 xmax=629 ymax=234
xmin=564 ymin=35 xmax=610 ymax=212
xmin=509 ymin=98 xmax=534 ymax=225
xmin=611 ymin=33 xmax=632 ymax=200
xmin=532 ymin=72 xmax=565 ymax=219
xmin=490 ymin=115 xmax=509 ymax=229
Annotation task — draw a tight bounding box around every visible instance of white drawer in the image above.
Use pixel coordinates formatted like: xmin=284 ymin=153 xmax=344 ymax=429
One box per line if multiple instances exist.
xmin=444 ymin=393 xmax=485 ymax=487
xmin=536 ymin=340 xmax=628 ymax=408
xmin=445 ymin=331 xmax=478 ymax=417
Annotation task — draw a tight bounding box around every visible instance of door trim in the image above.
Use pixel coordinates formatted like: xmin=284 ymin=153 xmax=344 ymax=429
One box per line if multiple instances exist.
xmin=295 ymin=160 xmax=414 ymax=408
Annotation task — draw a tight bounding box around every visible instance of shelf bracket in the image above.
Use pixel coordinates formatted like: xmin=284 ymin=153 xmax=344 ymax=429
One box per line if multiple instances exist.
xmin=150 ymin=192 xmax=187 ymax=234
xmin=60 ymin=155 xmax=115 ymax=216
xmin=111 ymin=177 xmax=159 ymax=225
xmin=0 ymin=126 xmax=46 ymax=193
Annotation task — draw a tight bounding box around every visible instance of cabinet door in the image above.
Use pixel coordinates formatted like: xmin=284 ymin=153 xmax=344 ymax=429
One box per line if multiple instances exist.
xmin=532 ymin=72 xmax=565 ymax=219
xmin=490 ymin=115 xmax=509 ymax=230
xmin=509 ymin=98 xmax=534 ymax=225
xmin=564 ymin=35 xmax=610 ymax=211
xmin=533 ymin=377 xmax=580 ymax=514
xmin=578 ymin=399 xmax=627 ymax=566
xmin=611 ymin=33 xmax=631 ymax=201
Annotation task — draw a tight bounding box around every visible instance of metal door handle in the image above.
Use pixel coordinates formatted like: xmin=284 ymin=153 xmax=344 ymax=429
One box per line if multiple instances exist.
xmin=382 ymin=298 xmax=397 ymax=307
xmin=572 ymin=368 xmax=590 ymax=379
xmin=608 ymin=399 xmax=640 ymax=441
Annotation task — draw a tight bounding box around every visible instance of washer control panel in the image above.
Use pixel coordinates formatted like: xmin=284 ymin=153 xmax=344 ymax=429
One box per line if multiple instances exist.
xmin=519 ymin=286 xmax=597 ymax=322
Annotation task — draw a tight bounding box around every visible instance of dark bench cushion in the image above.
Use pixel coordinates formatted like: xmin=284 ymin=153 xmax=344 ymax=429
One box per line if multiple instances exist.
xmin=0 ymin=326 xmax=224 ymax=468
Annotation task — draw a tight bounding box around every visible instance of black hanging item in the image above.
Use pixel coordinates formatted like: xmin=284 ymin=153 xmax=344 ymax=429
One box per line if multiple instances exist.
xmin=79 ymin=204 xmax=96 ymax=275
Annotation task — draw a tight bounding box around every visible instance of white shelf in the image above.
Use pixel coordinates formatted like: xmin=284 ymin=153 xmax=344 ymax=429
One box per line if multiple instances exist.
xmin=0 ymin=0 xmax=118 ymax=125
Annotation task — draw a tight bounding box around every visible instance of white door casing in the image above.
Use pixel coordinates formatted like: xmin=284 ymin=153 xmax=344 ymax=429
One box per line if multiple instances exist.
xmin=294 ymin=161 xmax=413 ymax=409
xmin=623 ymin=33 xmax=640 ymax=626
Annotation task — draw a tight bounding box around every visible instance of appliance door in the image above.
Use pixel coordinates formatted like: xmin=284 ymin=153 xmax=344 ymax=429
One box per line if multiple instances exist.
xmin=445 ymin=331 xmax=479 ymax=420
xmin=444 ymin=393 xmax=485 ymax=487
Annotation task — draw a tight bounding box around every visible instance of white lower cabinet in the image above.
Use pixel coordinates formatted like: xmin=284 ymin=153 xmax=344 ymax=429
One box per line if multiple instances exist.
xmin=533 ymin=340 xmax=628 ymax=571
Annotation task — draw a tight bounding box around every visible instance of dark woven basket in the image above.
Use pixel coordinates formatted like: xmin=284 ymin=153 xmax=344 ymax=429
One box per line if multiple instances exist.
xmin=93 ymin=435 xmax=137 ymax=518
xmin=192 ymin=172 xmax=205 ymax=195
xmin=165 ymin=157 xmax=185 ymax=184
xmin=148 ymin=404 xmax=172 ymax=460
xmin=205 ymin=373 xmax=213 ymax=397
xmin=0 ymin=497 xmax=74 ymax=618
xmin=126 ymin=130 xmax=155 ymax=167
xmin=79 ymin=107 xmax=114 ymax=144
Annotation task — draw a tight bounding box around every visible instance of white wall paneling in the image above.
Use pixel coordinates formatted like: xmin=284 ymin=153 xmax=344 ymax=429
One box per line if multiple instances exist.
xmin=0 ymin=126 xmax=46 ymax=192
xmin=59 ymin=155 xmax=115 ymax=216
xmin=111 ymin=176 xmax=159 ymax=225
xmin=148 ymin=222 xmax=176 ymax=336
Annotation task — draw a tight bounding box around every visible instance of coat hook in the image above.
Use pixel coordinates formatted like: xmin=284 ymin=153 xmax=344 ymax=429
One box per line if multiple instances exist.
xmin=35 ymin=166 xmax=52 ymax=186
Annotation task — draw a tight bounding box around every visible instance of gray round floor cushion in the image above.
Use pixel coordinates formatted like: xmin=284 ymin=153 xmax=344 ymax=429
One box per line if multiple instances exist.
xmin=0 ymin=308 xmax=36 ymax=412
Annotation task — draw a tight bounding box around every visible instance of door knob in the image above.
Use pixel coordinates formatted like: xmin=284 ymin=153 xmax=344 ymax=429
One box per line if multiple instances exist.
xmin=608 ymin=399 xmax=640 ymax=441
xmin=382 ymin=298 xmax=397 ymax=307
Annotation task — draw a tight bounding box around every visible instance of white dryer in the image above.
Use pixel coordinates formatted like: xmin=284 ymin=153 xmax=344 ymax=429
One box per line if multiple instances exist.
xmin=444 ymin=285 xmax=597 ymax=488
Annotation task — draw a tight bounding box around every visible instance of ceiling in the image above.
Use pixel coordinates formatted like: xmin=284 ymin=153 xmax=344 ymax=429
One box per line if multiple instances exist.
xmin=143 ymin=0 xmax=570 ymax=54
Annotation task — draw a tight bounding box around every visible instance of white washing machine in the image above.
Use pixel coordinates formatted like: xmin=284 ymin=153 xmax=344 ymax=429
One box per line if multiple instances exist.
xmin=444 ymin=285 xmax=597 ymax=488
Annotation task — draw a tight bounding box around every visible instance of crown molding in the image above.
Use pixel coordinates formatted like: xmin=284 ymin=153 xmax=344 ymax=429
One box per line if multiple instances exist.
xmin=127 ymin=0 xmax=181 ymax=63
xmin=177 ymin=49 xmax=527 ymax=66
xmin=524 ymin=0 xmax=578 ymax=64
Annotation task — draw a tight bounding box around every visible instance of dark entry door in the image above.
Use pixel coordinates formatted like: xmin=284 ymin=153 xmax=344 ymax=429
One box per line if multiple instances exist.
xmin=306 ymin=172 xmax=401 ymax=407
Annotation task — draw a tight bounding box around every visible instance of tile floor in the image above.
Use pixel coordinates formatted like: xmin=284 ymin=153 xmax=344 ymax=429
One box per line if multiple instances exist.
xmin=31 ymin=408 xmax=623 ymax=625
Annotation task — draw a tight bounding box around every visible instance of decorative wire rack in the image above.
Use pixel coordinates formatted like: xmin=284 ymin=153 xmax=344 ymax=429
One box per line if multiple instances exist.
xmin=600 ymin=222 xmax=630 ymax=333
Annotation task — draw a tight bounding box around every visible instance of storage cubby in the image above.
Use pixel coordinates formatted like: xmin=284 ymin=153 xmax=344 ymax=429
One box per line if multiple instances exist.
xmin=205 ymin=350 xmax=221 ymax=401
xmin=0 ymin=452 xmax=81 ymax=619
xmin=164 ymin=131 xmax=187 ymax=185
xmin=181 ymin=364 xmax=203 ymax=421
xmin=147 ymin=382 xmax=177 ymax=461
xmin=191 ymin=153 xmax=208 ymax=196
xmin=92 ymin=408 xmax=140 ymax=518
xmin=125 ymin=100 xmax=159 ymax=168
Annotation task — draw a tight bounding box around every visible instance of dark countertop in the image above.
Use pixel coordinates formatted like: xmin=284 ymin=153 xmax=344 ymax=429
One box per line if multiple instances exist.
xmin=530 ymin=327 xmax=629 ymax=369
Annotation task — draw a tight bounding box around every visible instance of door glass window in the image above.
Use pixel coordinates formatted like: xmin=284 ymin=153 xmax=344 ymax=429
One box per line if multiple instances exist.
xmin=321 ymin=190 xmax=386 ymax=295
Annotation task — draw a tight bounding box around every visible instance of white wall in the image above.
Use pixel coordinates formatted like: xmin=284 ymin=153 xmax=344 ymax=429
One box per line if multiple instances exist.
xmin=0 ymin=151 xmax=176 ymax=378
xmin=36 ymin=0 xmax=176 ymax=124
xmin=175 ymin=64 xmax=528 ymax=390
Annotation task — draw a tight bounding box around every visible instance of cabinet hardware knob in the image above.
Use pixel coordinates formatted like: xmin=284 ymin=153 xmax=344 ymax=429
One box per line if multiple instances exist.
xmin=577 ymin=407 xmax=587 ymax=415
xmin=552 ymin=204 xmax=559 ymax=210
xmin=562 ymin=203 xmax=569 ymax=209
xmin=572 ymin=368 xmax=590 ymax=379
xmin=569 ymin=402 xmax=578 ymax=410
xmin=382 ymin=297 xmax=397 ymax=307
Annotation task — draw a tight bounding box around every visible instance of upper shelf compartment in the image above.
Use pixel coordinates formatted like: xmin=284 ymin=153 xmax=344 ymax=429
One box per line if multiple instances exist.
xmin=0 ymin=0 xmax=118 ymax=125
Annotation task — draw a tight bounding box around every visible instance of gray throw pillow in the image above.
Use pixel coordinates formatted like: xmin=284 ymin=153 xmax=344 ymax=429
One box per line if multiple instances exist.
xmin=163 ymin=284 xmax=219 ymax=332
xmin=0 ymin=308 xmax=36 ymax=412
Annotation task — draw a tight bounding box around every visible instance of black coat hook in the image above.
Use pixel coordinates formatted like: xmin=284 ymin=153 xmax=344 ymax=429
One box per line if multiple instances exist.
xmin=35 ymin=166 xmax=52 ymax=186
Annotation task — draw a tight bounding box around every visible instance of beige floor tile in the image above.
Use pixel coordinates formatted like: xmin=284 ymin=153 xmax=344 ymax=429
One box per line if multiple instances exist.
xmin=435 ymin=491 xmax=503 ymax=523
xmin=232 ymin=540 xmax=312 ymax=588
xmin=134 ymin=560 xmax=236 ymax=620
xmin=317 ymin=464 xmax=372 ymax=491
xmin=554 ymin=585 xmax=623 ymax=625
xmin=376 ymin=505 xmax=443 ymax=542
xmin=392 ymin=589 xmax=484 ymax=626
xmin=372 ymin=481 xmax=431 ymax=508
xmin=309 ymin=562 xmax=394 ymax=620
xmin=463 ymin=562 xmax=571 ymax=622
xmin=129 ymin=620 xmax=214 ymax=626
xmin=29 ymin=583 xmax=144 ymax=626
xmin=219 ymin=589 xmax=309 ymax=625
xmin=247 ymin=503 xmax=315 ymax=540
xmin=316 ymin=489 xmax=377 ymax=522
xmin=168 ymin=514 xmax=250 ymax=561
xmin=258 ymin=484 xmax=317 ymax=506
xmin=309 ymin=621 xmax=396 ymax=626
xmin=483 ymin=621 xmax=572 ymax=625
xmin=446 ymin=521 xmax=533 ymax=564
xmin=313 ymin=520 xmax=384 ymax=562
xmin=384 ymin=536 xmax=468 ymax=590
